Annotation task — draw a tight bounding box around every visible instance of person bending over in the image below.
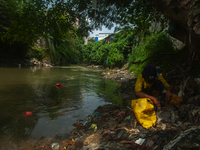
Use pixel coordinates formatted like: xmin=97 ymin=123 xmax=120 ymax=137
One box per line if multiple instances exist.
xmin=135 ymin=64 xmax=172 ymax=110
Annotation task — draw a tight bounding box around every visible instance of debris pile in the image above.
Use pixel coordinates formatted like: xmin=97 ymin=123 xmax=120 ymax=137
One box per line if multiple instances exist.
xmin=57 ymin=92 xmax=200 ymax=150
xmin=56 ymin=70 xmax=200 ymax=150
xmin=30 ymin=58 xmax=53 ymax=67
xmin=100 ymin=64 xmax=135 ymax=83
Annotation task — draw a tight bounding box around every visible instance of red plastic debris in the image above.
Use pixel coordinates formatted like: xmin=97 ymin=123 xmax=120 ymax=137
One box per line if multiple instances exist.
xmin=56 ymin=83 xmax=64 ymax=88
xmin=114 ymin=111 xmax=126 ymax=120
xmin=42 ymin=145 xmax=45 ymax=148
xmin=25 ymin=111 xmax=32 ymax=116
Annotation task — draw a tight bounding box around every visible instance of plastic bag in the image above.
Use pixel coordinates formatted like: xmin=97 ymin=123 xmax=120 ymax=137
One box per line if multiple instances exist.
xmin=166 ymin=94 xmax=183 ymax=107
xmin=131 ymin=98 xmax=156 ymax=129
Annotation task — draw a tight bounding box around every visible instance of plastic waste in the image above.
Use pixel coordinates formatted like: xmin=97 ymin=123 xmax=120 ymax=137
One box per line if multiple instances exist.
xmin=163 ymin=126 xmax=200 ymax=150
xmin=51 ymin=143 xmax=60 ymax=150
xmin=56 ymin=83 xmax=64 ymax=88
xmin=72 ymin=138 xmax=75 ymax=142
xmin=104 ymin=130 xmax=111 ymax=134
xmin=124 ymin=115 xmax=131 ymax=121
xmin=88 ymin=124 xmax=97 ymax=132
xmin=135 ymin=138 xmax=145 ymax=145
xmin=25 ymin=111 xmax=32 ymax=116
xmin=114 ymin=111 xmax=126 ymax=120
xmin=166 ymin=94 xmax=183 ymax=107
xmin=92 ymin=111 xmax=101 ymax=117
xmin=131 ymin=98 xmax=156 ymax=129
xmin=177 ymin=121 xmax=182 ymax=126
xmin=73 ymin=122 xmax=82 ymax=128
xmin=83 ymin=118 xmax=91 ymax=126
xmin=161 ymin=123 xmax=166 ymax=130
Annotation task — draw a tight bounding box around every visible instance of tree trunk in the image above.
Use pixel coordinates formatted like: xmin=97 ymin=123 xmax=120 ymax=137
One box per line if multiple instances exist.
xmin=150 ymin=0 xmax=200 ymax=55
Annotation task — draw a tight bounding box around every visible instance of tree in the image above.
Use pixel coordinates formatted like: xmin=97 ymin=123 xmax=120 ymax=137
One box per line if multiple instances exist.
xmin=0 ymin=0 xmax=89 ymax=44
xmin=2 ymin=0 xmax=199 ymax=60
xmin=149 ymin=0 xmax=200 ymax=56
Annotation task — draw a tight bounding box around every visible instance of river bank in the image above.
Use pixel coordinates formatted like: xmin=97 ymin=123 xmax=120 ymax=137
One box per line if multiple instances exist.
xmin=2 ymin=63 xmax=200 ymax=150
xmin=53 ymin=64 xmax=200 ymax=150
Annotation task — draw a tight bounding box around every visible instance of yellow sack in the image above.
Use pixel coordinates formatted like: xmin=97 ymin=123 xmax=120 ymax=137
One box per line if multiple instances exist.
xmin=131 ymin=98 xmax=156 ymax=129
xmin=166 ymin=94 xmax=183 ymax=107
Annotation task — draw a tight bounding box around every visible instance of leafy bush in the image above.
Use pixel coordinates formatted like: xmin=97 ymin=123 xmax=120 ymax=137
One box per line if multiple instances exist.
xmin=31 ymin=47 xmax=48 ymax=61
xmin=128 ymin=31 xmax=176 ymax=77
xmin=81 ymin=30 xmax=135 ymax=68
xmin=82 ymin=39 xmax=105 ymax=64
xmin=49 ymin=30 xmax=84 ymax=65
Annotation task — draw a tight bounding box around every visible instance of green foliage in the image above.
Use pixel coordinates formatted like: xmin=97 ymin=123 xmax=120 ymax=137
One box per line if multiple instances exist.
xmin=128 ymin=32 xmax=177 ymax=77
xmin=1 ymin=0 xmax=89 ymax=44
xmin=82 ymin=39 xmax=105 ymax=64
xmin=1 ymin=0 xmax=168 ymax=44
xmin=0 ymin=0 xmax=171 ymax=66
xmin=50 ymin=43 xmax=76 ymax=65
xmin=49 ymin=29 xmax=84 ymax=65
xmin=73 ymin=0 xmax=169 ymax=35
xmin=32 ymin=47 xmax=49 ymax=61
xmin=81 ymin=29 xmax=139 ymax=67
xmin=107 ymin=46 xmax=124 ymax=67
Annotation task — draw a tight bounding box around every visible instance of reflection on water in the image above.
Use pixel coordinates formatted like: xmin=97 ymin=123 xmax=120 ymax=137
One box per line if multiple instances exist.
xmin=0 ymin=65 xmax=125 ymax=149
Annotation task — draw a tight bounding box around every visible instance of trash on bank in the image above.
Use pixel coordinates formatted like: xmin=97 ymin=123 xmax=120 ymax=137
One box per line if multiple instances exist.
xmin=92 ymin=111 xmax=101 ymax=117
xmin=73 ymin=122 xmax=82 ymax=128
xmin=163 ymin=126 xmax=200 ymax=150
xmin=114 ymin=111 xmax=126 ymax=120
xmin=83 ymin=118 xmax=91 ymax=126
xmin=72 ymin=138 xmax=75 ymax=142
xmin=131 ymin=98 xmax=156 ymax=129
xmin=135 ymin=138 xmax=145 ymax=145
xmin=25 ymin=111 xmax=32 ymax=116
xmin=51 ymin=142 xmax=60 ymax=150
xmin=88 ymin=124 xmax=97 ymax=132
xmin=124 ymin=115 xmax=131 ymax=121
xmin=56 ymin=83 xmax=64 ymax=88
xmin=166 ymin=94 xmax=183 ymax=107
xmin=124 ymin=127 xmax=140 ymax=137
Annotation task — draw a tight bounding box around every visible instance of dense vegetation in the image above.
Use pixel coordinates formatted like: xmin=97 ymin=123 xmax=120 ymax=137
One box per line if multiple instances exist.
xmin=81 ymin=29 xmax=184 ymax=77
xmin=0 ymin=0 xmax=196 ymax=77
xmin=0 ymin=0 xmax=87 ymax=65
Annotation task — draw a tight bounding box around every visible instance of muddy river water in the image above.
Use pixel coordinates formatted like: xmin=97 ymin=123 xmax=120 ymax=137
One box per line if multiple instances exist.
xmin=0 ymin=65 xmax=124 ymax=149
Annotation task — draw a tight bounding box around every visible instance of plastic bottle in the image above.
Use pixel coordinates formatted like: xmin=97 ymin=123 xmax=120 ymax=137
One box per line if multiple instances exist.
xmin=51 ymin=143 xmax=60 ymax=150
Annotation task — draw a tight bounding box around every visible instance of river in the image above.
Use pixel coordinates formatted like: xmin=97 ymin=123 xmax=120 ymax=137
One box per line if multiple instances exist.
xmin=0 ymin=65 xmax=124 ymax=149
